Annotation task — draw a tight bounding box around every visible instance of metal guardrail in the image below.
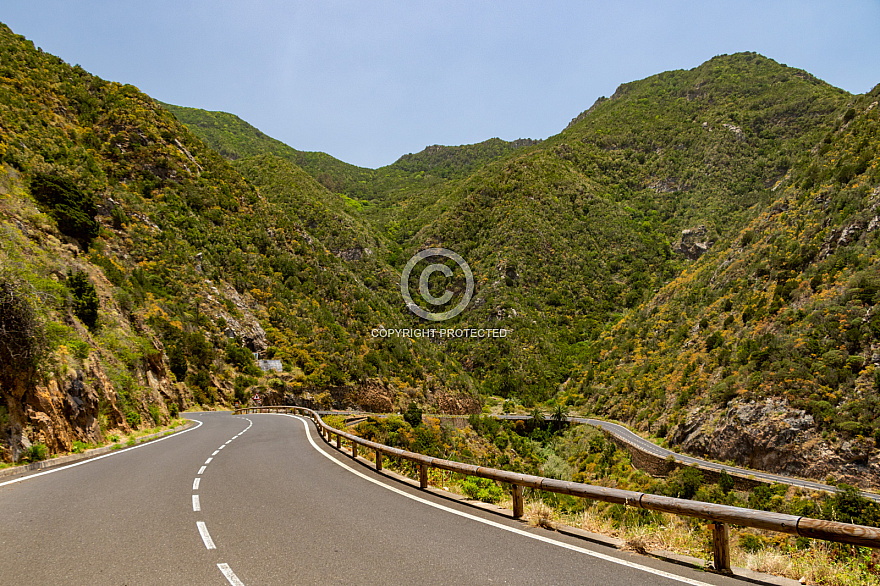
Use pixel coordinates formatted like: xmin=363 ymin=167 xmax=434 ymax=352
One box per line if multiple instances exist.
xmin=236 ymin=405 xmax=880 ymax=573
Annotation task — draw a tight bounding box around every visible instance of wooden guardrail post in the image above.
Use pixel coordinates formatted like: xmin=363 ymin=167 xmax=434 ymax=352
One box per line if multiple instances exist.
xmin=710 ymin=522 xmax=731 ymax=572
xmin=512 ymin=484 xmax=524 ymax=519
xmin=419 ymin=463 xmax=428 ymax=489
xmin=376 ymin=451 xmax=383 ymax=472
xmin=336 ymin=434 xmax=341 ymax=449
xmin=351 ymin=441 xmax=358 ymax=459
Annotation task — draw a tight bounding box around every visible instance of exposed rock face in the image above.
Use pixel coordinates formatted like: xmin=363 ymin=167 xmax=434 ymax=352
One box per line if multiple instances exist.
xmin=673 ymin=225 xmax=713 ymax=260
xmin=333 ymin=247 xmax=372 ymax=262
xmin=670 ymin=398 xmax=880 ymax=489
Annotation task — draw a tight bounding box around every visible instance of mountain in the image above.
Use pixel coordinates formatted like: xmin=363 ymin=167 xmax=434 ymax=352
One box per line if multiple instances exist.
xmin=0 ymin=23 xmax=476 ymax=463
xmin=579 ymin=84 xmax=880 ymax=486
xmin=3 ymin=17 xmax=878 ymax=488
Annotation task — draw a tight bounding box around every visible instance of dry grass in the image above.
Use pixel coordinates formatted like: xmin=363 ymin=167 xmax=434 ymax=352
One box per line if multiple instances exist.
xmin=524 ymin=501 xmax=556 ymax=530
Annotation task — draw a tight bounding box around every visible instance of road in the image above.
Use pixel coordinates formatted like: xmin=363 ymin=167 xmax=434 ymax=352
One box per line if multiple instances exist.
xmin=0 ymin=412 xmax=753 ymax=585
xmin=484 ymin=413 xmax=880 ymax=502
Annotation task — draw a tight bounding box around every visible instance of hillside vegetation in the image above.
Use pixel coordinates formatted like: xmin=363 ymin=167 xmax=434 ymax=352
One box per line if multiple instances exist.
xmin=2 ymin=17 xmax=879 ymax=494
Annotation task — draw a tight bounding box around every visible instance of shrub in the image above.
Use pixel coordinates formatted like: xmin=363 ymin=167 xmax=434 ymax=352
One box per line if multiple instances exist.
xmin=149 ymin=404 xmax=162 ymax=425
xmin=71 ymin=440 xmax=90 ymax=453
xmin=460 ymin=476 xmax=503 ymax=503
xmin=0 ymin=274 xmax=44 ymax=388
xmin=125 ymin=410 xmax=141 ymax=428
xmin=29 ymin=173 xmax=99 ymax=247
xmin=25 ymin=443 xmax=49 ymax=462
xmin=66 ymin=271 xmax=99 ymax=329
xmin=664 ymin=466 xmax=703 ymax=499
xmin=168 ymin=344 xmax=188 ymax=381
xmin=404 ymin=402 xmax=423 ymax=428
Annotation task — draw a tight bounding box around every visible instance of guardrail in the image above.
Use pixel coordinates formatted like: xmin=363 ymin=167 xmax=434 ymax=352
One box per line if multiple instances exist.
xmin=236 ymin=405 xmax=880 ymax=573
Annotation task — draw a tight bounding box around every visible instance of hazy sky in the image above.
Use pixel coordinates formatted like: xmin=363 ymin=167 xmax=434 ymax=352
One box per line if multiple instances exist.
xmin=4 ymin=1 xmax=879 ymax=168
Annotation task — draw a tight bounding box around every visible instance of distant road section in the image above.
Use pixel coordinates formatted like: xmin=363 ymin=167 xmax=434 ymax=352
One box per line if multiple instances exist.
xmin=320 ymin=410 xmax=880 ymax=502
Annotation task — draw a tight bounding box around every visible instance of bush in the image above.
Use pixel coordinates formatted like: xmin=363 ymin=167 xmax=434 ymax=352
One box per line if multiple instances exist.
xmin=460 ymin=476 xmax=503 ymax=503
xmin=664 ymin=467 xmax=703 ymax=499
xmin=168 ymin=344 xmax=188 ymax=381
xmin=125 ymin=410 xmax=141 ymax=428
xmin=0 ymin=275 xmax=44 ymax=388
xmin=29 ymin=173 xmax=99 ymax=247
xmin=66 ymin=271 xmax=99 ymax=329
xmin=404 ymin=402 xmax=423 ymax=428
xmin=149 ymin=404 xmax=162 ymax=425
xmin=24 ymin=443 xmax=49 ymax=462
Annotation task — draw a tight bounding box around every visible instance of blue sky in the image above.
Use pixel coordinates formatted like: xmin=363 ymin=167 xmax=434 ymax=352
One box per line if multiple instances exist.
xmin=4 ymin=1 xmax=879 ymax=168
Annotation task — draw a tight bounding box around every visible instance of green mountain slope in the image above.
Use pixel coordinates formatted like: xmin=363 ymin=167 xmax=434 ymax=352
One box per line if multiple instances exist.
xmin=0 ymin=23 xmax=476 ymax=462
xmin=579 ymin=85 xmax=880 ymax=486
xmin=371 ymin=53 xmax=851 ymax=404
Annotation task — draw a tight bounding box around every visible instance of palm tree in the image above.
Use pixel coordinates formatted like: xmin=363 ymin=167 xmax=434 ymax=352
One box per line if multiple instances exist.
xmin=551 ymin=403 xmax=569 ymax=432
xmin=530 ymin=406 xmax=544 ymax=429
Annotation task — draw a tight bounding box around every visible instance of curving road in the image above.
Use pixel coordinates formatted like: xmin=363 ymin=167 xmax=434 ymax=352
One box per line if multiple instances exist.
xmin=489 ymin=414 xmax=880 ymax=503
xmin=0 ymin=412 xmax=754 ymax=585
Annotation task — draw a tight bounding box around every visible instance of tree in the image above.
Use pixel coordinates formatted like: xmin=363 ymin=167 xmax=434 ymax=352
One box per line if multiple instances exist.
xmin=0 ymin=274 xmax=44 ymax=388
xmin=551 ymin=403 xmax=569 ymax=432
xmin=66 ymin=271 xmax=99 ymax=329
xmin=404 ymin=402 xmax=423 ymax=428
xmin=30 ymin=173 xmax=99 ymax=247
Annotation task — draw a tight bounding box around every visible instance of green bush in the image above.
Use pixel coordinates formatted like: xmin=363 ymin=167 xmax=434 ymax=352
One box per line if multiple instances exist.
xmin=24 ymin=443 xmax=49 ymax=462
xmin=29 ymin=173 xmax=99 ymax=247
xmin=460 ymin=476 xmax=503 ymax=503
xmin=168 ymin=345 xmax=188 ymax=381
xmin=404 ymin=402 xmax=423 ymax=428
xmin=66 ymin=271 xmax=99 ymax=329
xmin=149 ymin=404 xmax=162 ymax=425
xmin=125 ymin=410 xmax=141 ymax=428
xmin=71 ymin=440 xmax=90 ymax=453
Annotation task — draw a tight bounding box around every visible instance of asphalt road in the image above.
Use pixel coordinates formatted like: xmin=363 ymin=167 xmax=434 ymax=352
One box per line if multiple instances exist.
xmin=484 ymin=413 xmax=880 ymax=502
xmin=1 ymin=412 xmax=758 ymax=585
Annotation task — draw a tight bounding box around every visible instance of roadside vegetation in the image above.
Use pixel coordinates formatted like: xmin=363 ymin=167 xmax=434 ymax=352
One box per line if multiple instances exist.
xmin=332 ymin=413 xmax=880 ymax=585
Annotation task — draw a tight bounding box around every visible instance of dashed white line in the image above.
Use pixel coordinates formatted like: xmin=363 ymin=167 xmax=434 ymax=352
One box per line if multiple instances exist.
xmin=197 ymin=521 xmax=216 ymax=550
xmin=218 ymin=563 xmax=245 ymax=586
xmin=198 ymin=466 xmax=207 ymax=475
xmin=212 ymin=450 xmax=220 ymax=456
xmin=193 ymin=478 xmax=201 ymax=490
xmin=193 ymin=495 xmax=201 ymax=512
xmin=225 ymin=440 xmax=232 ymax=445
xmin=218 ymin=445 xmax=225 ymax=450
xmin=204 ymin=457 xmax=213 ymax=464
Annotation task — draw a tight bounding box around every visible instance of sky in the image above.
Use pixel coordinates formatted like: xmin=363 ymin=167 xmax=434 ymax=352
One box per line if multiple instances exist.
xmin=3 ymin=1 xmax=880 ymax=169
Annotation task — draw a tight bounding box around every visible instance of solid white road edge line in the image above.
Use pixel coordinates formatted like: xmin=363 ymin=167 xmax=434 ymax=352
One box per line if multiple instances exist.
xmin=218 ymin=563 xmax=246 ymax=586
xmin=197 ymin=521 xmax=216 ymax=550
xmin=193 ymin=494 xmax=201 ymax=512
xmin=193 ymin=478 xmax=201 ymax=490
xmin=0 ymin=419 xmax=204 ymax=488
xmin=284 ymin=414 xmax=715 ymax=586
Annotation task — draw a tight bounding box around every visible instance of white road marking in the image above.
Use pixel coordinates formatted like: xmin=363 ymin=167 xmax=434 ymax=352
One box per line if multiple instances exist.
xmin=205 ymin=457 xmax=213 ymax=464
xmin=193 ymin=478 xmax=201 ymax=490
xmin=198 ymin=466 xmax=207 ymax=475
xmin=225 ymin=440 xmax=232 ymax=445
xmin=218 ymin=563 xmax=245 ymax=586
xmin=0 ymin=419 xmax=204 ymax=488
xmin=284 ymin=414 xmax=714 ymax=586
xmin=193 ymin=494 xmax=201 ymax=512
xmin=212 ymin=450 xmax=220 ymax=456
xmin=218 ymin=445 xmax=225 ymax=450
xmin=197 ymin=521 xmax=216 ymax=550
